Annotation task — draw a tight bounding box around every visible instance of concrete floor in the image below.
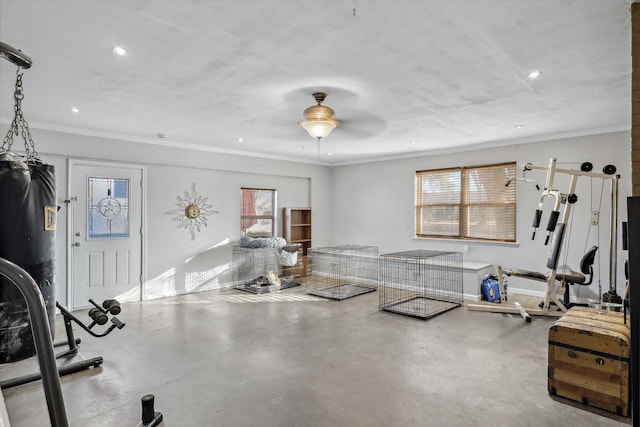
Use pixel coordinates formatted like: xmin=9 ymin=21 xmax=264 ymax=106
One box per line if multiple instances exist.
xmin=0 ymin=287 xmax=632 ymax=427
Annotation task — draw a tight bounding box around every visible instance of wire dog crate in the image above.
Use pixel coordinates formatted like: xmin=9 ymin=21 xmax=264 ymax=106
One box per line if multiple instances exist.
xmin=306 ymin=245 xmax=378 ymax=300
xmin=232 ymin=245 xmax=303 ymax=294
xmin=379 ymin=250 xmax=463 ymax=319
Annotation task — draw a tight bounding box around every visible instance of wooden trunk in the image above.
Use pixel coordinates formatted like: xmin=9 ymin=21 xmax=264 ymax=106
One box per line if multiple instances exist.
xmin=548 ymin=306 xmax=630 ymax=417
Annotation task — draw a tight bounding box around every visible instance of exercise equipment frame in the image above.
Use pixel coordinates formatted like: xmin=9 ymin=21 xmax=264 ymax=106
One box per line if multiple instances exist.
xmin=468 ymin=158 xmax=620 ymax=321
xmin=0 ymin=257 xmax=68 ymax=426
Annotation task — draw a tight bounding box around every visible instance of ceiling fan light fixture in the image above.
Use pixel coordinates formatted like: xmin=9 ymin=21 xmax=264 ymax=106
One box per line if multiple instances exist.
xmin=300 ymin=117 xmax=338 ymax=140
xmin=300 ymin=92 xmax=339 ymax=140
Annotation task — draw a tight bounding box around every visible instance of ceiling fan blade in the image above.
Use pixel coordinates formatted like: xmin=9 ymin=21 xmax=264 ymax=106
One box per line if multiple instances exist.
xmin=336 ymin=113 xmax=387 ymax=139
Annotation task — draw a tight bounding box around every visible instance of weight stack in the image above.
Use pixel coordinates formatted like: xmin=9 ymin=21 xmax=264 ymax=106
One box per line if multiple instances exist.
xmin=0 ymin=153 xmax=57 ymax=363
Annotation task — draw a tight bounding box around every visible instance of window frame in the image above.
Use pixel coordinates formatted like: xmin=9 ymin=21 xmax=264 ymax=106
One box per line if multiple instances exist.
xmin=240 ymin=187 xmax=276 ymax=237
xmin=415 ymin=161 xmax=517 ymax=242
xmin=87 ymin=176 xmax=131 ymax=239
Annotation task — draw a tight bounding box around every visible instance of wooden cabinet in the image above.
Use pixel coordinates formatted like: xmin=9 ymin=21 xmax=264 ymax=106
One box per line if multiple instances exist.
xmin=283 ymin=207 xmax=312 ymax=256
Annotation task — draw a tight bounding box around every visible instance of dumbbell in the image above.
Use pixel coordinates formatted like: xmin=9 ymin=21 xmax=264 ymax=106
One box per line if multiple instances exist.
xmin=102 ymin=299 xmax=121 ymax=315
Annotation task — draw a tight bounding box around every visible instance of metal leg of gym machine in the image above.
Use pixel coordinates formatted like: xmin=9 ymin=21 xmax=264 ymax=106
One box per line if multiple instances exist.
xmin=467 ymin=266 xmax=533 ymax=322
xmin=0 ymin=356 xmax=103 ymax=390
xmin=0 ymin=257 xmax=68 ymax=426
xmin=0 ymin=309 xmax=105 ymax=390
xmin=53 ymin=309 xmax=81 ymax=358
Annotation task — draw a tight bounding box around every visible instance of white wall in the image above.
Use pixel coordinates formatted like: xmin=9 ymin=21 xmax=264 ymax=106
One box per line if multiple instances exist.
xmin=143 ymin=165 xmax=310 ymax=299
xmin=329 ymin=131 xmax=631 ymax=302
xmin=0 ymin=126 xmax=331 ymax=305
xmin=0 ymin=125 xmax=631 ymax=306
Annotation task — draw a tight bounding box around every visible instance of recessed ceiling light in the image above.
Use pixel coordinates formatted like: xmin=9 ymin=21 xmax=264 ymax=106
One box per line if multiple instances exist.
xmin=327 ymin=152 xmax=333 ymax=156
xmin=236 ymin=137 xmax=243 ymax=143
xmin=514 ymin=124 xmax=524 ymax=129
xmin=527 ymin=70 xmax=541 ymax=79
xmin=410 ymin=140 xmax=417 ymax=145
xmin=70 ymin=107 xmax=80 ymax=113
xmin=112 ymin=46 xmax=127 ymax=56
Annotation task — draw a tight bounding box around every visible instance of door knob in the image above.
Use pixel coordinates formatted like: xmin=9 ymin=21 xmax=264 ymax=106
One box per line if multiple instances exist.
xmin=73 ymin=242 xmax=81 ymax=247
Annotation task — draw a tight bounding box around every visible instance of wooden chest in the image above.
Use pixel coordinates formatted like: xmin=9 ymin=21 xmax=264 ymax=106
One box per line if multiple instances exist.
xmin=548 ymin=306 xmax=630 ymax=417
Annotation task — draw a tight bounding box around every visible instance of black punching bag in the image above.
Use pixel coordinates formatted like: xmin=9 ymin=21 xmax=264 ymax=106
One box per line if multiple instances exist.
xmin=0 ymin=152 xmax=57 ymax=363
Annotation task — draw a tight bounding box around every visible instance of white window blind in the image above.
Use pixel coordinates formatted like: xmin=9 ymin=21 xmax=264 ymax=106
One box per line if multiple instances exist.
xmin=415 ymin=168 xmax=461 ymax=237
xmin=415 ymin=162 xmax=516 ymax=242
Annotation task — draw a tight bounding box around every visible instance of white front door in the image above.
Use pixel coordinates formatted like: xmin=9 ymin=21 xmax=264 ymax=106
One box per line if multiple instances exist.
xmin=70 ymin=161 xmax=143 ymax=309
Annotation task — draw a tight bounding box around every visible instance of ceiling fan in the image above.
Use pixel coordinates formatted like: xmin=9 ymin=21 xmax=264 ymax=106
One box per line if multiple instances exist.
xmin=295 ymin=89 xmax=387 ymax=142
xmin=299 ymin=92 xmax=340 ymax=141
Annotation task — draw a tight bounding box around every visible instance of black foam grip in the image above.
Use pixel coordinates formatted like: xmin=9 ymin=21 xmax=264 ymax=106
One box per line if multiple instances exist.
xmin=532 ymin=209 xmax=543 ymax=228
xmin=111 ymin=316 xmax=125 ymax=329
xmin=622 ymin=221 xmax=628 ymax=251
xmin=141 ymin=394 xmax=156 ymax=424
xmin=88 ymin=308 xmax=108 ymax=325
xmin=0 ymin=158 xmax=57 ymax=364
xmin=546 ymin=211 xmax=560 ymax=232
xmin=626 ymin=259 xmax=629 ymax=280
xmin=103 ymin=299 xmax=121 ymax=315
xmin=546 ymin=223 xmax=565 ymax=270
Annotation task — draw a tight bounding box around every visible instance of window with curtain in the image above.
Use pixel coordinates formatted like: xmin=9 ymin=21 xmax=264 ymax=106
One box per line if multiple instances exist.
xmin=415 ymin=162 xmax=516 ymax=242
xmin=240 ymin=188 xmax=276 ymax=237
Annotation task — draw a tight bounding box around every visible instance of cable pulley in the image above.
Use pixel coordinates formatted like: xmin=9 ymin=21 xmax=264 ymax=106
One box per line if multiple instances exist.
xmin=580 ymin=162 xmax=593 ymax=172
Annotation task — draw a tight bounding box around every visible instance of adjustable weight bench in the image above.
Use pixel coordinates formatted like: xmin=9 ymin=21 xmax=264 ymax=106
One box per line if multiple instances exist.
xmin=468 ymin=223 xmax=588 ymax=321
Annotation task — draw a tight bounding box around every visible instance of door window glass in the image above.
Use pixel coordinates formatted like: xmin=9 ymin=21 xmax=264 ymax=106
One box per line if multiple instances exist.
xmin=88 ymin=177 xmax=130 ymax=238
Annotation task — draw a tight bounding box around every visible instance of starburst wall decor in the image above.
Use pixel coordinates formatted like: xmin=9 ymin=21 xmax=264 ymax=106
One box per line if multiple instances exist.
xmin=167 ymin=183 xmax=219 ymax=240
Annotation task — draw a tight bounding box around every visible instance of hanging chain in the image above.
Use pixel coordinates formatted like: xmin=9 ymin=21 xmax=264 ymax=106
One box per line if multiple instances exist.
xmin=2 ymin=67 xmax=39 ymax=161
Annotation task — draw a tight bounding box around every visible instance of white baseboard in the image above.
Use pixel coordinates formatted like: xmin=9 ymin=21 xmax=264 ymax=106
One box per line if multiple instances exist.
xmin=463 ymin=293 xmax=481 ymax=301
xmin=465 ymin=287 xmax=546 ymax=302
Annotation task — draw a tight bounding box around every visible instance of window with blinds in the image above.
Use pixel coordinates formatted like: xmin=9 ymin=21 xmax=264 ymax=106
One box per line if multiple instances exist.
xmin=415 ymin=162 xmax=516 ymax=242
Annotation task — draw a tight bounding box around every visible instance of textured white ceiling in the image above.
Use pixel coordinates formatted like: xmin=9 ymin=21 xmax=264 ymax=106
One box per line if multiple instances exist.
xmin=0 ymin=0 xmax=632 ymax=165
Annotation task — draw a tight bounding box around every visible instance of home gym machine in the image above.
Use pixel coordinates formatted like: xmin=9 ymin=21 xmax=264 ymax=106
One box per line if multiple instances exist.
xmin=467 ymin=158 xmax=620 ymax=321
